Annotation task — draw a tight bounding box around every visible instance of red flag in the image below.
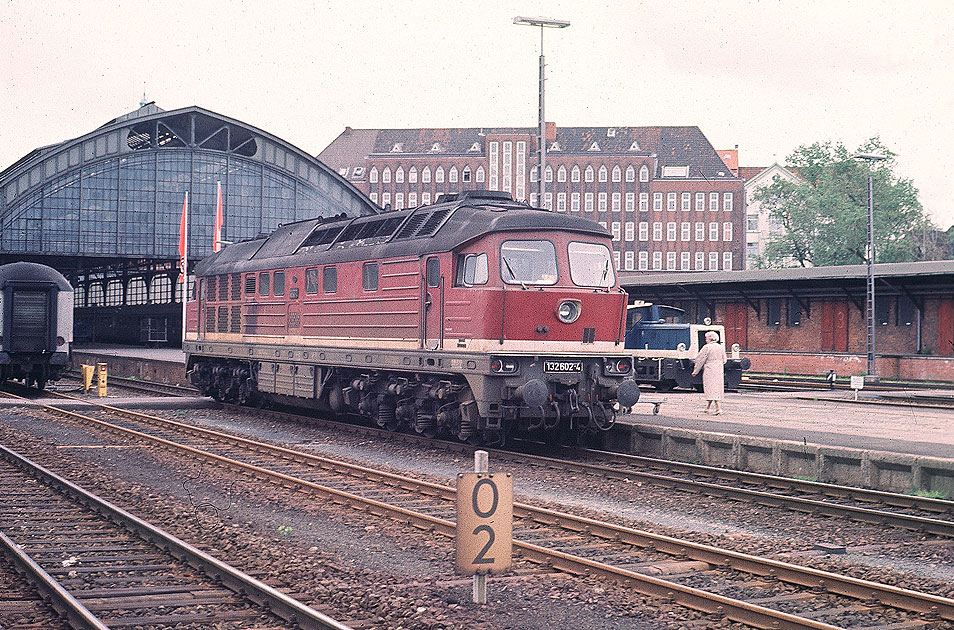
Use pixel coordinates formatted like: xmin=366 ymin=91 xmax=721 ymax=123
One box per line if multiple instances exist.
xmin=213 ymin=181 xmax=223 ymax=252
xmin=178 ymin=191 xmax=188 ymax=282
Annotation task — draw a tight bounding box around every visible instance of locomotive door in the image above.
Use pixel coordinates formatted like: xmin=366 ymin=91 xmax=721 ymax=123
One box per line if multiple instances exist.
xmin=422 ymin=257 xmax=444 ymax=350
xmin=821 ymin=301 xmax=849 ymax=352
xmin=723 ymin=303 xmax=747 ymax=349
xmin=10 ymin=289 xmax=51 ymax=352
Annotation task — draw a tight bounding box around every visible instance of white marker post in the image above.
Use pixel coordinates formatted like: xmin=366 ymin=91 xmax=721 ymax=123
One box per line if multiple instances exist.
xmin=850 ymin=375 xmax=865 ymax=401
xmin=456 ymin=450 xmax=513 ymax=605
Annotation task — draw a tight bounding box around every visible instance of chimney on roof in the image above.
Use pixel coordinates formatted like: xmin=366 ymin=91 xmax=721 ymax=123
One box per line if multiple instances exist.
xmin=545 ymin=122 xmax=556 ymax=142
xmin=344 ymin=126 xmax=353 ymax=134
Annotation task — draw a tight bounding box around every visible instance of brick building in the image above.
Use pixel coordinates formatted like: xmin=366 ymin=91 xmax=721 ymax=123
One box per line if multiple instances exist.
xmin=319 ymin=124 xmax=744 ymax=272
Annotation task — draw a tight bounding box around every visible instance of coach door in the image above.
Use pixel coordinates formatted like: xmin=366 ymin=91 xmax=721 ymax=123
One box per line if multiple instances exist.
xmin=821 ymin=301 xmax=849 ymax=352
xmin=939 ymin=298 xmax=954 ymax=356
xmin=723 ymin=303 xmax=747 ymax=349
xmin=422 ymin=257 xmax=444 ymax=350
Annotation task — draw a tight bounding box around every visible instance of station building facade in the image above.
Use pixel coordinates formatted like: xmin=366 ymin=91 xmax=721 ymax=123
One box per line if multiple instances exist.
xmin=319 ymin=124 xmax=745 ymax=273
xmin=620 ymin=262 xmax=954 ymax=381
xmin=0 ymin=103 xmax=375 ymax=344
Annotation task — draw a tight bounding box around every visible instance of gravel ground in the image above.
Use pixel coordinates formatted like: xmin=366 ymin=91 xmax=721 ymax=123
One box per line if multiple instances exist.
xmin=2 ymin=399 xmax=952 ymax=627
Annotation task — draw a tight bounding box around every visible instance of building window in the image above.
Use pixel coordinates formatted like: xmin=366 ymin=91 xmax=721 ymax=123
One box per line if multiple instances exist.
xmin=422 ymin=192 xmax=431 ymax=204
xmin=652 ymin=221 xmax=662 ymax=241
xmin=436 ymin=166 xmax=445 ymax=183
xmin=449 ymin=166 xmax=458 ymax=183
xmin=613 ymin=250 xmax=621 ymax=269
xmin=709 ymin=222 xmax=719 ymax=241
xmin=667 ymin=192 xmax=677 ymax=211
xmin=544 ymin=192 xmax=552 ymax=210
xmin=875 ymin=296 xmax=891 ymax=326
xmin=585 ymin=165 xmax=594 ymax=182
xmin=639 ymin=164 xmax=649 ymax=182
xmin=612 ymin=192 xmax=621 ymax=211
xmin=557 ymin=192 xmax=567 ymax=211
xmin=571 ymin=165 xmax=580 ymax=182
xmin=530 ymin=166 xmax=538 ymax=182
xmin=571 ymin=192 xmax=580 ymax=211
xmin=681 ymin=192 xmax=691 ymax=211
xmin=584 ymin=192 xmax=594 ymax=211
xmin=530 ymin=193 xmax=538 ymax=206
xmin=625 ymin=193 xmax=635 ymax=212
xmin=408 ymin=192 xmax=417 ymax=207
xmin=681 ymin=222 xmax=691 ymax=241
xmin=639 ymin=192 xmax=649 ymax=212
xmin=723 ymin=222 xmax=733 ymax=242
xmin=409 ymin=167 xmax=418 ymax=183
xmin=396 ymin=167 xmax=405 ymax=183
xmin=463 ymin=167 xmax=472 ymax=183
xmin=558 ymin=165 xmax=567 ymax=182
xmin=598 ymin=165 xmax=607 ymax=182
xmin=723 ymin=192 xmax=733 ymax=211
xmin=897 ymin=295 xmax=917 ymax=326
xmin=612 ymin=165 xmax=621 ymax=182
xmin=652 ymin=251 xmax=662 ymax=270
xmin=598 ymin=192 xmax=607 ymax=211
xmin=709 ymin=251 xmax=719 ymax=270
xmin=626 ymin=165 xmax=636 ymax=182
xmin=476 ymin=166 xmax=485 ymax=183
xmin=767 ymin=298 xmax=782 ymax=326
xmin=695 ymin=252 xmax=705 ymax=270
xmin=625 ymin=222 xmax=635 ymax=241
xmin=653 ymin=192 xmax=663 ymax=211
xmin=667 ymin=222 xmax=677 ymax=241
xmin=723 ymin=251 xmax=733 ymax=270
xmin=370 ymin=192 xmax=378 ymax=204
xmin=695 ymin=222 xmax=705 ymax=241
xmin=382 ymin=167 xmax=391 ymax=183
xmin=681 ymin=252 xmax=690 ymax=270
xmin=545 ymin=166 xmax=553 ymax=182
xmin=382 ymin=191 xmax=391 ymax=207
xmin=422 ymin=167 xmax=431 ymax=183
xmin=624 ymin=251 xmax=634 ymax=270
xmin=369 ymin=167 xmax=378 ymax=183
xmin=611 ymin=222 xmax=621 ymax=240
xmin=787 ymin=299 xmax=804 ymax=326
xmin=695 ymin=192 xmax=705 ymax=211
xmin=638 ymin=222 xmax=648 ymax=241
xmin=710 ymin=192 xmax=719 ymax=211
xmin=638 ymin=251 xmax=649 ymax=270
xmin=667 ymin=251 xmax=676 ymax=270
xmin=747 ymin=214 xmax=759 ymax=231
xmin=395 ymin=192 xmax=404 ymax=209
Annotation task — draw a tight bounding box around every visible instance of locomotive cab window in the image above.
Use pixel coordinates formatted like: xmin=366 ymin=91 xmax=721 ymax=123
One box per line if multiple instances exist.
xmin=456 ymin=253 xmax=488 ymax=286
xmin=272 ymin=271 xmax=285 ymax=296
xmin=426 ymin=257 xmax=441 ymax=288
xmin=323 ymin=267 xmax=337 ymax=293
xmin=258 ymin=272 xmax=270 ymax=296
xmin=500 ymin=240 xmax=557 ymax=286
xmin=305 ymin=268 xmax=320 ymax=294
xmin=568 ymin=241 xmax=615 ymax=288
xmin=363 ymin=263 xmax=378 ymax=291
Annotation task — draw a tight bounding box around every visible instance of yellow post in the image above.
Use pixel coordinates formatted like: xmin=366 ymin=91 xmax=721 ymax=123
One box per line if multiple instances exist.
xmin=96 ymin=363 xmax=108 ymax=397
xmin=81 ymin=364 xmax=95 ymax=392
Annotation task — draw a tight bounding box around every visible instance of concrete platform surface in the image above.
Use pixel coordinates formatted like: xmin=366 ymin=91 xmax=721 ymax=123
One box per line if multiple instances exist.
xmin=74 ymin=344 xmax=186 ymax=364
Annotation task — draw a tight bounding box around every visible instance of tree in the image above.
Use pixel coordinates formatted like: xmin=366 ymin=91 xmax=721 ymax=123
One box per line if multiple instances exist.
xmin=754 ymin=138 xmax=934 ymax=268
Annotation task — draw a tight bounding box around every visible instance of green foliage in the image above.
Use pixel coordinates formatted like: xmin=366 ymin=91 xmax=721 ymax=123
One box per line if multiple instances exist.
xmin=755 ymin=137 xmax=937 ymax=268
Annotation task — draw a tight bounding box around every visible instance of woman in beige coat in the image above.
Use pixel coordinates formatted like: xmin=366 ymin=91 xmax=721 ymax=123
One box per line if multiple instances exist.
xmin=692 ymin=331 xmax=727 ymax=415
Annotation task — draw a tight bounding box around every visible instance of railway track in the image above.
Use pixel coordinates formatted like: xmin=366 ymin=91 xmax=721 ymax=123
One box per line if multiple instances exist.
xmin=0 ymin=440 xmax=351 ymax=630
xmin=7 ymin=388 xmax=954 ymax=630
xmin=741 ymin=373 xmax=954 ymax=394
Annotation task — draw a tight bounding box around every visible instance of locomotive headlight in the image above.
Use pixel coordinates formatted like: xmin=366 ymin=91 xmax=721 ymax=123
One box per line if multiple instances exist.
xmin=703 ymin=317 xmax=712 ymax=325
xmin=56 ymin=336 xmax=65 ymax=347
xmin=490 ymin=357 xmax=519 ymax=374
xmin=556 ymin=300 xmax=581 ymax=324
xmin=676 ymin=343 xmax=687 ymax=352
xmin=604 ymin=358 xmax=632 ymax=375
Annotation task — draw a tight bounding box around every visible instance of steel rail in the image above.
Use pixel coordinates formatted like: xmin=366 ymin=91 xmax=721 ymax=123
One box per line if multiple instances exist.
xmin=0 ymin=439 xmax=352 ymax=630
xmin=15 ymin=390 xmax=954 ymax=627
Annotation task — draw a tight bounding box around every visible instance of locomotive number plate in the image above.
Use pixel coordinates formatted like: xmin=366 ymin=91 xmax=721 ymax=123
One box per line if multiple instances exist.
xmin=544 ymin=360 xmax=583 ymax=373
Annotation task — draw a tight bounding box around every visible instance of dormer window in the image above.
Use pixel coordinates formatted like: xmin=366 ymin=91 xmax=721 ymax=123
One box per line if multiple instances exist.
xmin=390 ymin=143 xmax=404 ymax=153
xmin=429 ymin=142 xmax=443 ymax=153
xmin=588 ymin=142 xmax=600 ymax=152
xmin=549 ymin=141 xmax=562 ymax=152
xmin=606 ymin=128 xmax=616 ymax=137
xmin=467 ymin=142 xmax=481 ymax=152
xmin=337 ymin=167 xmax=349 ymax=177
xmin=351 ymin=167 xmax=365 ymax=179
xmin=661 ymin=165 xmax=689 ymax=178
xmin=628 ymin=140 xmax=640 ymax=151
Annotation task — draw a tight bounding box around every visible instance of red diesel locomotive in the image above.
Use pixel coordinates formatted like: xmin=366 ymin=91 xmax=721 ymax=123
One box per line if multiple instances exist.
xmin=184 ymin=190 xmax=639 ymax=444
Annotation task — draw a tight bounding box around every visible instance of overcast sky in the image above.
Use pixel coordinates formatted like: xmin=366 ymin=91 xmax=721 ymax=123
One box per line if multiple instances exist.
xmin=2 ymin=1 xmax=952 ymax=228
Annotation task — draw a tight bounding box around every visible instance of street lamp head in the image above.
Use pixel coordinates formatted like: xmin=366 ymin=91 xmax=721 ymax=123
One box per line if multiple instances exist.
xmin=851 ymin=152 xmax=887 ymax=162
xmin=513 ymin=16 xmax=571 ymax=28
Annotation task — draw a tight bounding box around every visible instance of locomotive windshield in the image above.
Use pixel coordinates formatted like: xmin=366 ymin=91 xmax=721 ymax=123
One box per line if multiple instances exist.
xmin=568 ymin=242 xmax=615 ymax=288
xmin=500 ymin=240 xmax=558 ymax=285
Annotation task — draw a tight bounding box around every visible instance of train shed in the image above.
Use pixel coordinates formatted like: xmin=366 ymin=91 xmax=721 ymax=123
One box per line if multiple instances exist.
xmin=619 ymin=261 xmax=954 ymax=381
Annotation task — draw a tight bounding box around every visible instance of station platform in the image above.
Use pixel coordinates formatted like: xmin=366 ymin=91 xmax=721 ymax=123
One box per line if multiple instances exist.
xmin=65 ymin=345 xmax=954 ymax=497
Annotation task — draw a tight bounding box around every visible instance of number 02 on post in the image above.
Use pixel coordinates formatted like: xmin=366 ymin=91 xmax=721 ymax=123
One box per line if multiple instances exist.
xmin=455 ymin=472 xmax=513 ymax=575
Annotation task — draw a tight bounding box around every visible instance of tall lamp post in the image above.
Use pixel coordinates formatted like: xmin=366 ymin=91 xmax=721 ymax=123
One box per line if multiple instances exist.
xmin=852 ymin=152 xmax=887 ymax=381
xmin=513 ymin=16 xmax=570 ymax=208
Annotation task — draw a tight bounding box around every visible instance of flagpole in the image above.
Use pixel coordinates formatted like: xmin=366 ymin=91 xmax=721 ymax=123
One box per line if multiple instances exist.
xmin=181 ymin=191 xmax=189 ymax=346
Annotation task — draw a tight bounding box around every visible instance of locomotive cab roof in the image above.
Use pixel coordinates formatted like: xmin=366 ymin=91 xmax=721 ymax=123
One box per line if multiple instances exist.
xmin=0 ymin=262 xmax=72 ymax=291
xmin=195 ymin=191 xmax=612 ymax=276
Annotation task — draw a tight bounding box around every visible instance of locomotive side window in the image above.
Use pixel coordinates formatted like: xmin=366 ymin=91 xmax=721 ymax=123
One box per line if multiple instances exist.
xmin=500 ymin=240 xmax=557 ymax=286
xmin=273 ymin=271 xmax=285 ymax=296
xmin=457 ymin=253 xmax=488 ymax=286
xmin=305 ymin=268 xmax=320 ymax=294
xmin=426 ymin=257 xmax=440 ymax=288
xmin=568 ymin=242 xmax=615 ymax=288
xmin=363 ymin=263 xmax=379 ymax=291
xmin=258 ymin=272 xmax=270 ymax=296
xmin=323 ymin=267 xmax=337 ymax=293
